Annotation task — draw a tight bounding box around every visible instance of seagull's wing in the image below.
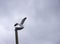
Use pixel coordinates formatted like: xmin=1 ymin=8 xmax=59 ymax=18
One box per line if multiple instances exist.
xmin=20 ymin=17 xmax=27 ymax=25
xmin=14 ymin=23 xmax=19 ymax=26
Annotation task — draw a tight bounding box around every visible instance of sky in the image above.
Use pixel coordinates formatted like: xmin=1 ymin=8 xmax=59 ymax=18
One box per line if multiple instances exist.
xmin=0 ymin=0 xmax=60 ymax=44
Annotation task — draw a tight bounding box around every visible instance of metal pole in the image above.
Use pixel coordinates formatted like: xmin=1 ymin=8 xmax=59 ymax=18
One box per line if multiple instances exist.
xmin=15 ymin=28 xmax=19 ymax=44
xmin=15 ymin=27 xmax=24 ymax=44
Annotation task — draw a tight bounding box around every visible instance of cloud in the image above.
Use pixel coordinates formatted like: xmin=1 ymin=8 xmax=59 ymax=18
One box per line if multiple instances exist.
xmin=0 ymin=0 xmax=60 ymax=44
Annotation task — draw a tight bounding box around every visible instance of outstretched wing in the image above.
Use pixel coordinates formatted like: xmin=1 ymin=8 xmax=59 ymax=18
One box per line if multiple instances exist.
xmin=20 ymin=17 xmax=27 ymax=25
xmin=14 ymin=23 xmax=18 ymax=26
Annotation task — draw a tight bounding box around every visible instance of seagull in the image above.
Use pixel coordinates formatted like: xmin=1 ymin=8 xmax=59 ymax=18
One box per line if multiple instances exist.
xmin=14 ymin=17 xmax=27 ymax=28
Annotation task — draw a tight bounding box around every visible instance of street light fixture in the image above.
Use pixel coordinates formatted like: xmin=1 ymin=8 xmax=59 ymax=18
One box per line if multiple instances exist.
xmin=14 ymin=17 xmax=27 ymax=44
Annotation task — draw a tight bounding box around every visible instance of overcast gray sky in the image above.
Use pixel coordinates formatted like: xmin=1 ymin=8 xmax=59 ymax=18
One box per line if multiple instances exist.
xmin=0 ymin=0 xmax=60 ymax=44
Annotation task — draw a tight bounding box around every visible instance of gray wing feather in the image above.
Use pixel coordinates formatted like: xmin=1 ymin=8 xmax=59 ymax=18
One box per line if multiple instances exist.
xmin=20 ymin=17 xmax=27 ymax=25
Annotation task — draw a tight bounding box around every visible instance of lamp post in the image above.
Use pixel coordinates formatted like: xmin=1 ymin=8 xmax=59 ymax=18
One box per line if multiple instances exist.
xmin=15 ymin=27 xmax=24 ymax=44
xmin=14 ymin=17 xmax=27 ymax=44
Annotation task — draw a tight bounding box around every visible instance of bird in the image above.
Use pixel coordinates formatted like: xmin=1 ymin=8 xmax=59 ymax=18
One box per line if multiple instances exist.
xmin=14 ymin=17 xmax=27 ymax=27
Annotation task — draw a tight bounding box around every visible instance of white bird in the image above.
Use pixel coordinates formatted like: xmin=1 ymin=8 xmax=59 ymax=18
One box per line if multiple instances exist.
xmin=14 ymin=17 xmax=27 ymax=29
